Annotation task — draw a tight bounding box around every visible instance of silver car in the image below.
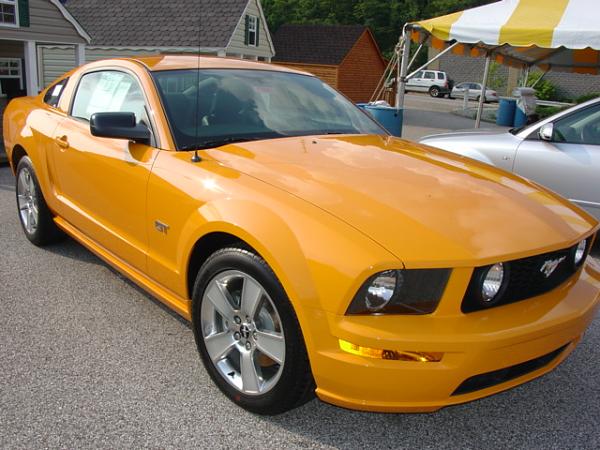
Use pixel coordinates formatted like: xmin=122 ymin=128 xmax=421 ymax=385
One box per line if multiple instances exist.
xmin=450 ymin=82 xmax=499 ymax=103
xmin=420 ymin=98 xmax=600 ymax=220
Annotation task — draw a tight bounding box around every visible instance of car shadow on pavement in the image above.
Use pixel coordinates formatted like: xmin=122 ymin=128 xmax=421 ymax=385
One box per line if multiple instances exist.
xmin=0 ymin=173 xmax=15 ymax=192
xmin=44 ymin=236 xmax=190 ymax=327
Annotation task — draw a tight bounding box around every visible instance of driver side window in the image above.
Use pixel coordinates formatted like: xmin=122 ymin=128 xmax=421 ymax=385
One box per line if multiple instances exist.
xmin=553 ymin=104 xmax=600 ymax=145
xmin=71 ymin=71 xmax=150 ymax=127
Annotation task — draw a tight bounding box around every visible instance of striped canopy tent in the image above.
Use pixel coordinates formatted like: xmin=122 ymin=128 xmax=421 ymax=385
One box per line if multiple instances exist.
xmin=395 ymin=0 xmax=600 ymax=129
xmin=410 ymin=0 xmax=600 ymax=75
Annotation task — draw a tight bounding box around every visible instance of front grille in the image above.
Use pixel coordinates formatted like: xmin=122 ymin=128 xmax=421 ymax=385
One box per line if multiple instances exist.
xmin=462 ymin=236 xmax=594 ymax=313
xmin=452 ymin=344 xmax=569 ymax=396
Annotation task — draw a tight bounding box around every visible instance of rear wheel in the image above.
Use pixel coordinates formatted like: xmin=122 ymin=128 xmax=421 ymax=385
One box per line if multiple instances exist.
xmin=429 ymin=86 xmax=441 ymax=98
xmin=15 ymin=156 xmax=62 ymax=246
xmin=192 ymin=247 xmax=314 ymax=415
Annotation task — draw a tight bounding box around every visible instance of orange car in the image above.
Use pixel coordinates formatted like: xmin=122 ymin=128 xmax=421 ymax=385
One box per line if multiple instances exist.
xmin=3 ymin=56 xmax=600 ymax=415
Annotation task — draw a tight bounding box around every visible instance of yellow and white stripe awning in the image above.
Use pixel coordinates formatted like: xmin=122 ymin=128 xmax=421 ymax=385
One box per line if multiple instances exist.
xmin=411 ymin=0 xmax=600 ymax=74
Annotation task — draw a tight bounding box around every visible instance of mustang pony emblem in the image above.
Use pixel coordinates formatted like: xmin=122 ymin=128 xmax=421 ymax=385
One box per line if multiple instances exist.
xmin=540 ymin=256 xmax=566 ymax=278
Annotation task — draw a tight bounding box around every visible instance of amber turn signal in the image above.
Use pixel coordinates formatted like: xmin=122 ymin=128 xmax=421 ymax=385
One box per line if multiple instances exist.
xmin=339 ymin=339 xmax=443 ymax=362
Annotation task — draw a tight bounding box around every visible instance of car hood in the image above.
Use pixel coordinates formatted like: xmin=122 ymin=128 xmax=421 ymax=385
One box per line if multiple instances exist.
xmin=207 ymin=135 xmax=597 ymax=267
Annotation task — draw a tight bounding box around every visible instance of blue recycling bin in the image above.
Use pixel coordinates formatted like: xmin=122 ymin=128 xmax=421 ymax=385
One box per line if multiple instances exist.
xmin=364 ymin=105 xmax=403 ymax=137
xmin=496 ymin=98 xmax=516 ymax=127
xmin=514 ymin=106 xmax=528 ymax=127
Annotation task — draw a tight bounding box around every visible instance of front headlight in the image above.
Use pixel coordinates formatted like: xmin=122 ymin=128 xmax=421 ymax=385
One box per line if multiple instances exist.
xmin=481 ymin=263 xmax=505 ymax=302
xmin=573 ymin=239 xmax=587 ymax=266
xmin=365 ymin=270 xmax=401 ymax=312
xmin=466 ymin=262 xmax=510 ymax=309
xmin=346 ymin=269 xmax=451 ymax=315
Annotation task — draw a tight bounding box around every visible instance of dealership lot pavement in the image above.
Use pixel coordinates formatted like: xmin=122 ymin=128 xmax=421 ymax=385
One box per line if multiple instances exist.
xmin=401 ymin=93 xmax=507 ymax=142
xmin=1 ymin=164 xmax=599 ymax=449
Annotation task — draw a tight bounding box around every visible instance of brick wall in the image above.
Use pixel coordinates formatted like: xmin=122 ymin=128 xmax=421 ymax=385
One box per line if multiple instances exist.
xmin=337 ymin=31 xmax=386 ymax=103
xmin=438 ymin=52 xmax=510 ymax=95
xmin=437 ymin=51 xmax=600 ymax=100
xmin=275 ymin=63 xmax=338 ymax=88
xmin=543 ymin=71 xmax=600 ymax=100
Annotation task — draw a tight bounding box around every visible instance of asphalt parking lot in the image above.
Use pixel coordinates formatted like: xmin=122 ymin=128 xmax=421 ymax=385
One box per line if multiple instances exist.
xmin=1 ymin=163 xmax=599 ymax=449
xmin=401 ymin=93 xmax=507 ymax=142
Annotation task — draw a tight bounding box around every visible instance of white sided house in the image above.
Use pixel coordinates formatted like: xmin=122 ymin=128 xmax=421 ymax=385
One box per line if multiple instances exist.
xmin=38 ymin=0 xmax=275 ymax=88
xmin=0 ymin=0 xmax=89 ymax=98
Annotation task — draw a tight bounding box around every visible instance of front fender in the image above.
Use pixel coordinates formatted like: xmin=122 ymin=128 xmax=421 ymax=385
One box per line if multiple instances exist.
xmin=177 ymin=195 xmax=399 ymax=353
xmin=179 ymin=195 xmax=400 ymax=316
xmin=145 ymin=152 xmax=399 ymax=327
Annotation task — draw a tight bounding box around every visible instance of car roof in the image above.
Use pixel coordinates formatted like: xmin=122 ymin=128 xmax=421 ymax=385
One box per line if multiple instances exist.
xmin=129 ymin=55 xmax=311 ymax=76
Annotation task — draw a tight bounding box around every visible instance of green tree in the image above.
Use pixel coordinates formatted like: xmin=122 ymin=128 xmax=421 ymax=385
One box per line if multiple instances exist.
xmin=487 ymin=62 xmax=507 ymax=93
xmin=262 ymin=0 xmax=495 ymax=55
xmin=527 ymin=71 xmax=558 ymax=101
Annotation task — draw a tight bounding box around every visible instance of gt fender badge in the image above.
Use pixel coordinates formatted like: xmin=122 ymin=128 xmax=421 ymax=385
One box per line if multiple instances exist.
xmin=154 ymin=220 xmax=170 ymax=234
xmin=540 ymin=256 xmax=566 ymax=278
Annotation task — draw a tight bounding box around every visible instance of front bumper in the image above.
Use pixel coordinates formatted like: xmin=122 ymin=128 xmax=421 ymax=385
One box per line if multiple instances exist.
xmin=305 ymin=259 xmax=600 ymax=412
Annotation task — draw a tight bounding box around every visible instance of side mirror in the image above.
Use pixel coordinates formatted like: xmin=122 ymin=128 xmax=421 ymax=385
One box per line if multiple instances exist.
xmin=538 ymin=123 xmax=554 ymax=142
xmin=90 ymin=112 xmax=151 ymax=145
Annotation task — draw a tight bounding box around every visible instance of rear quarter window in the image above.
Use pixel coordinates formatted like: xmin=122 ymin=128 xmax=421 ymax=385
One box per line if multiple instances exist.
xmin=43 ymin=78 xmax=68 ymax=108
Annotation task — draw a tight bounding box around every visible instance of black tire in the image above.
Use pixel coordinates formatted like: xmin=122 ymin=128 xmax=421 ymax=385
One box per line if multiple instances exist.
xmin=429 ymin=86 xmax=441 ymax=98
xmin=15 ymin=156 xmax=63 ymax=246
xmin=191 ymin=247 xmax=314 ymax=415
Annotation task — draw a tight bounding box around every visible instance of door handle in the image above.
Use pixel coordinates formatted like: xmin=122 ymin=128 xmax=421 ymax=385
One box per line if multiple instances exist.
xmin=55 ymin=135 xmax=69 ymax=149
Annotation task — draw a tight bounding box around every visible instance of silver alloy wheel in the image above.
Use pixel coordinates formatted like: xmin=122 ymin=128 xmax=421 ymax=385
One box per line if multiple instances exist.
xmin=201 ymin=270 xmax=285 ymax=395
xmin=17 ymin=167 xmax=39 ymax=235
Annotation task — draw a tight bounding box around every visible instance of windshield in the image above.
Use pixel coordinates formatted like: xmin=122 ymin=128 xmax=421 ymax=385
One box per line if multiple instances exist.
xmin=151 ymin=69 xmax=386 ymax=150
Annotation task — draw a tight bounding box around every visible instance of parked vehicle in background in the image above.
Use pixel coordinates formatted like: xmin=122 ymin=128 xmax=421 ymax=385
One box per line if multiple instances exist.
xmin=405 ymin=70 xmax=452 ymax=98
xmin=420 ymin=98 xmax=600 ymax=220
xmin=451 ymin=82 xmax=499 ymax=103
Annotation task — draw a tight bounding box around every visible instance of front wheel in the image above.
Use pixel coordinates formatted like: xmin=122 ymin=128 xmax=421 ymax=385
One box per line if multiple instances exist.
xmin=192 ymin=247 xmax=314 ymax=415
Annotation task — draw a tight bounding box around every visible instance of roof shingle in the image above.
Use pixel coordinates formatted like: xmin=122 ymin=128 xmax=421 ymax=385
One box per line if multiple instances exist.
xmin=272 ymin=24 xmax=367 ymax=66
xmin=64 ymin=0 xmax=249 ymax=48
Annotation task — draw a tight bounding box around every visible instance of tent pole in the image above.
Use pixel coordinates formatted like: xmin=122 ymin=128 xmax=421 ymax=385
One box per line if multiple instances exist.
xmin=475 ymin=53 xmax=492 ymax=128
xmin=395 ymin=26 xmax=411 ymax=111
xmin=522 ymin=65 xmax=531 ymax=87
xmin=407 ymin=43 xmax=423 ymax=71
xmin=370 ymin=50 xmax=398 ymax=102
xmin=406 ymin=42 xmax=459 ymax=79
xmin=530 ymin=67 xmax=550 ymax=88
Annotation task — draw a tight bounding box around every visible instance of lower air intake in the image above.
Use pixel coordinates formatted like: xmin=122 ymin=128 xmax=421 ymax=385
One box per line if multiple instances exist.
xmin=452 ymin=344 xmax=569 ymax=396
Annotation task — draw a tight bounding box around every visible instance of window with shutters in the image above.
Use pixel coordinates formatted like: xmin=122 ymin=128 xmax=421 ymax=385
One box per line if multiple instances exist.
xmin=0 ymin=0 xmax=18 ymax=26
xmin=247 ymin=15 xmax=258 ymax=47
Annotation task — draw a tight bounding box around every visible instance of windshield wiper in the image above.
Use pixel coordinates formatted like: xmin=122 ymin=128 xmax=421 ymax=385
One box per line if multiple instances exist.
xmin=180 ymin=134 xmax=288 ymax=151
xmin=179 ymin=137 xmax=256 ymax=151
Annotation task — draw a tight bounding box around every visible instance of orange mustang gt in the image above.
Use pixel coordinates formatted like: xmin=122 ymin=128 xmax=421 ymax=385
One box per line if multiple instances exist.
xmin=3 ymin=56 xmax=600 ymax=414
